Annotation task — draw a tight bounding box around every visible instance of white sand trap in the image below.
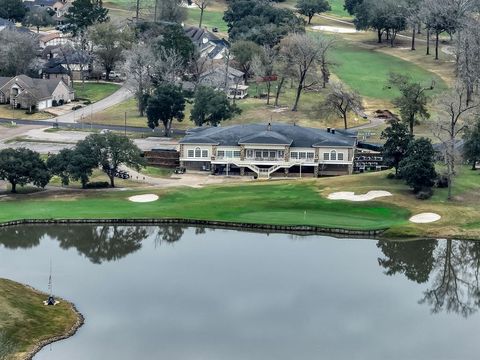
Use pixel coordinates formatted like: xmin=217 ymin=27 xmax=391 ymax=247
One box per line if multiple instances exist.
xmin=328 ymin=190 xmax=392 ymax=202
xmin=128 ymin=194 xmax=159 ymax=203
xmin=409 ymin=213 xmax=441 ymax=224
xmin=311 ymin=25 xmax=359 ymax=34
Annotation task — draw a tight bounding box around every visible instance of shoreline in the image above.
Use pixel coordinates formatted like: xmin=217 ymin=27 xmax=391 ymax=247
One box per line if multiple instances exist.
xmin=23 ymin=302 xmax=84 ymax=360
xmin=0 ymin=217 xmax=478 ymax=240
xmin=0 ymin=217 xmax=386 ymax=238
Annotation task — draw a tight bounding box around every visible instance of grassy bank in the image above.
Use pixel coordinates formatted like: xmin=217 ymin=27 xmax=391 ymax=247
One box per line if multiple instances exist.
xmin=0 ymin=279 xmax=80 ymax=360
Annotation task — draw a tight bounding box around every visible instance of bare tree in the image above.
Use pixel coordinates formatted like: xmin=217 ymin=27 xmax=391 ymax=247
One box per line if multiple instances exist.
xmin=432 ymin=85 xmax=478 ymax=200
xmin=123 ymin=43 xmax=156 ymax=117
xmin=194 ymin=0 xmax=210 ymax=28
xmin=279 ymin=33 xmax=330 ymax=111
xmin=252 ymin=45 xmax=276 ymax=105
xmin=188 ymin=50 xmax=214 ymax=91
xmin=151 ymin=47 xmax=186 ymax=85
xmin=318 ymin=81 xmax=363 ymax=129
xmin=0 ymin=29 xmax=37 ymax=76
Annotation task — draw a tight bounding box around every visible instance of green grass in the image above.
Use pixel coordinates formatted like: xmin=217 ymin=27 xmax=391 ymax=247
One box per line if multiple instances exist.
xmin=0 ymin=183 xmax=409 ymax=230
xmin=0 ymin=278 xmax=79 ymax=359
xmin=140 ymin=166 xmax=173 ymax=178
xmin=329 ymin=43 xmax=448 ymax=100
xmin=73 ymin=82 xmax=120 ymax=103
xmin=186 ymin=8 xmax=228 ymax=32
xmin=327 ymin=0 xmax=350 ymax=18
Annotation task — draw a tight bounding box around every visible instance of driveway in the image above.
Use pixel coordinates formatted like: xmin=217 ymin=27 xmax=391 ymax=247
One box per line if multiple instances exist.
xmin=45 ymin=83 xmax=133 ymax=124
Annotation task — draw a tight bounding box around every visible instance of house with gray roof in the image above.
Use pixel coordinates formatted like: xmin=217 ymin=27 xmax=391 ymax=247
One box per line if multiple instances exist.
xmin=179 ymin=123 xmax=357 ymax=178
xmin=184 ymin=26 xmax=229 ymax=60
xmin=0 ymin=75 xmax=74 ymax=111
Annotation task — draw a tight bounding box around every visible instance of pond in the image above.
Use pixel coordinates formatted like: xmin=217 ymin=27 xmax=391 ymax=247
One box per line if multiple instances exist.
xmin=0 ymin=225 xmax=479 ymax=359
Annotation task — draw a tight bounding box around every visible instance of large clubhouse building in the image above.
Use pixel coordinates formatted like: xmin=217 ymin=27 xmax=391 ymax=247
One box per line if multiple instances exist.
xmin=179 ymin=123 xmax=357 ymax=178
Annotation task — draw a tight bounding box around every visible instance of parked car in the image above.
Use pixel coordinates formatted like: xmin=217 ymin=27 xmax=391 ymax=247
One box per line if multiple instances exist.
xmin=102 ymin=71 xmax=125 ymax=81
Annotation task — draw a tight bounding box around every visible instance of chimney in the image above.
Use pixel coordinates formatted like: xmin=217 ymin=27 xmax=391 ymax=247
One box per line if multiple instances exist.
xmin=327 ymin=127 xmax=331 ymax=133
xmin=267 ymin=122 xmax=272 ymax=131
xmin=331 ymin=128 xmax=336 ymax=134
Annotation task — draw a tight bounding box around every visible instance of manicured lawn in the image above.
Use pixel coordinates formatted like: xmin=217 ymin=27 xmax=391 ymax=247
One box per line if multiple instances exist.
xmin=329 ymin=43 xmax=448 ymax=100
xmin=0 ymin=105 xmax=52 ymax=120
xmin=186 ymin=8 xmax=228 ymax=32
xmin=73 ymin=82 xmax=120 ymax=103
xmin=0 ymin=278 xmax=79 ymax=359
xmin=0 ymin=182 xmax=409 ymax=230
xmin=326 ymin=0 xmax=350 ymax=18
xmin=140 ymin=166 xmax=173 ymax=178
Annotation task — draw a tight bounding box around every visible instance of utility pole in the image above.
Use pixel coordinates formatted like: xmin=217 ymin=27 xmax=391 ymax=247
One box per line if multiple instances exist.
xmin=136 ymin=0 xmax=140 ymax=21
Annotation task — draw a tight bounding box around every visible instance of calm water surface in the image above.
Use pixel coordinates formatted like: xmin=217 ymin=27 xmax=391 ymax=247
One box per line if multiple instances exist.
xmin=0 ymin=225 xmax=479 ymax=360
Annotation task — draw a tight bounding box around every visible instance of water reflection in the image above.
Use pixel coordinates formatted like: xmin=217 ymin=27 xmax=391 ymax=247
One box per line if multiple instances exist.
xmin=378 ymin=239 xmax=480 ymax=317
xmin=2 ymin=225 xmax=480 ymax=318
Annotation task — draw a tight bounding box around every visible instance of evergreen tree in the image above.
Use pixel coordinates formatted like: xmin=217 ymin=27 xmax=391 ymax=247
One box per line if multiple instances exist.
xmin=463 ymin=118 xmax=480 ymax=170
xmin=296 ymin=0 xmax=331 ymax=24
xmin=381 ymin=121 xmax=413 ymax=176
xmin=399 ymin=138 xmax=437 ymax=193
xmin=190 ymin=86 xmax=240 ymax=126
xmin=146 ymin=84 xmax=185 ymax=136
xmin=65 ymin=0 xmax=109 ymax=36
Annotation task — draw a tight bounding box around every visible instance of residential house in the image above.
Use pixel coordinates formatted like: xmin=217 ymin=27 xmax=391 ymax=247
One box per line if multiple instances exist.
xmin=41 ymin=46 xmax=90 ymax=81
xmin=39 ymin=32 xmax=71 ymax=48
xmin=199 ymin=65 xmax=248 ymax=99
xmin=0 ymin=18 xmax=15 ymax=32
xmin=179 ymin=123 xmax=357 ymax=178
xmin=0 ymin=75 xmax=74 ymax=110
xmin=184 ymin=26 xmax=229 ymax=60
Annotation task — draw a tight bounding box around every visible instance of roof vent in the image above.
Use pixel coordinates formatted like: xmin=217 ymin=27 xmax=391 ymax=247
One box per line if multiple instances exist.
xmin=267 ymin=122 xmax=271 ymax=131
xmin=327 ymin=127 xmax=331 ymax=133
xmin=331 ymin=128 xmax=336 ymax=134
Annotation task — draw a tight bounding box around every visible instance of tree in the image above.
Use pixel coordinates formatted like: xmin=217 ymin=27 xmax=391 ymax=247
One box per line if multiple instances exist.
xmin=231 ymin=40 xmax=261 ymax=83
xmin=190 ymin=86 xmax=241 ymax=126
xmin=123 ymin=43 xmax=155 ymax=117
xmin=146 ymin=84 xmax=185 ymax=136
xmin=252 ymin=45 xmax=276 ymax=105
xmin=89 ymin=22 xmax=133 ymax=80
xmin=154 ymin=0 xmax=186 ymax=23
xmin=193 ymin=0 xmax=209 ymax=27
xmin=381 ymin=121 xmax=413 ymax=176
xmin=22 ymin=7 xmax=55 ymax=33
xmin=154 ymin=23 xmax=195 ymax=66
xmin=0 ymin=0 xmax=26 ymax=22
xmin=319 ymin=81 xmax=363 ymax=129
xmin=79 ymin=133 xmax=145 ymax=188
xmin=64 ymin=0 xmax=109 ymax=37
xmin=0 ymin=148 xmax=50 ymax=193
xmin=463 ymin=117 xmax=480 ymax=170
xmin=388 ymin=73 xmax=432 ymax=135
xmin=296 ymin=0 xmax=331 ymax=24
xmin=47 ymin=147 xmax=98 ymax=188
xmin=224 ymin=0 xmax=305 ymax=46
xmin=353 ymin=0 xmax=408 ymax=46
xmin=399 ymin=138 xmax=437 ymax=193
xmin=279 ymin=33 xmax=330 ymax=111
xmin=150 ymin=47 xmax=186 ymax=85
xmin=344 ymin=0 xmax=363 ymax=15
xmin=433 ymin=85 xmax=478 ymax=200
xmin=0 ymin=29 xmax=38 ymax=76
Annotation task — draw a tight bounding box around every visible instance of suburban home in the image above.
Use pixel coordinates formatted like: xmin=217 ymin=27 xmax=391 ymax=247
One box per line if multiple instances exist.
xmin=0 ymin=18 xmax=15 ymax=32
xmin=39 ymin=32 xmax=71 ymax=48
xmin=184 ymin=26 xmax=229 ymax=60
xmin=0 ymin=75 xmax=74 ymax=111
xmin=199 ymin=65 xmax=249 ymax=99
xmin=179 ymin=123 xmax=357 ymax=178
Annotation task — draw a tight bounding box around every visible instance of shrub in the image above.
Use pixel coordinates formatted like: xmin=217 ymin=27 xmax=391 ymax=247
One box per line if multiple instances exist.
xmin=72 ymin=105 xmax=83 ymax=111
xmin=415 ymin=188 xmax=433 ymax=200
xmin=52 ymin=100 xmax=58 ymax=107
xmin=83 ymin=100 xmax=91 ymax=105
xmin=84 ymin=181 xmax=110 ymax=189
xmin=386 ymin=172 xmax=396 ymax=179
xmin=436 ymin=174 xmax=449 ymax=188
xmin=58 ymin=99 xmax=64 ymax=105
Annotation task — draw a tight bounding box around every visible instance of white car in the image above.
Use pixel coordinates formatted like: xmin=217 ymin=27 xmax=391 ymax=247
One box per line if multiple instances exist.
xmin=102 ymin=71 xmax=125 ymax=81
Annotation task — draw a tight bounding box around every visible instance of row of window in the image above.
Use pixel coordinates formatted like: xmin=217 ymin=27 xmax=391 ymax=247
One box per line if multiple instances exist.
xmin=186 ymin=148 xmax=345 ymax=161
xmin=187 ymin=148 xmax=209 ymax=158
xmin=324 ymin=150 xmax=344 ymax=161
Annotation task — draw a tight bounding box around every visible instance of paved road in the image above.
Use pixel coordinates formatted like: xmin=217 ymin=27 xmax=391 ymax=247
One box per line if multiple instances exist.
xmin=0 ymin=118 xmax=186 ymax=136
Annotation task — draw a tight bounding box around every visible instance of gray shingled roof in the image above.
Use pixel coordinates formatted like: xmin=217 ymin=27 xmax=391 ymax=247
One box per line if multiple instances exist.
xmin=0 ymin=77 xmax=10 ymax=88
xmin=5 ymin=75 xmax=66 ymax=101
xmin=180 ymin=123 xmax=357 ymax=147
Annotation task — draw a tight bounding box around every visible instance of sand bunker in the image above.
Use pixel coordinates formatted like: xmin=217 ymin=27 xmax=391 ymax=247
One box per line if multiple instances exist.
xmin=311 ymin=25 xmax=359 ymax=34
xmin=409 ymin=213 xmax=441 ymax=224
xmin=128 ymin=194 xmax=159 ymax=203
xmin=328 ymin=190 xmax=392 ymax=202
